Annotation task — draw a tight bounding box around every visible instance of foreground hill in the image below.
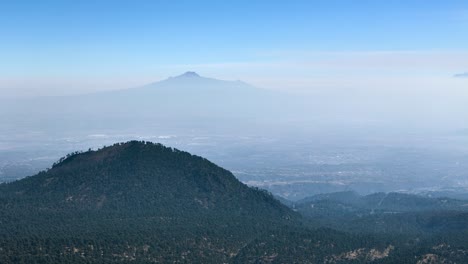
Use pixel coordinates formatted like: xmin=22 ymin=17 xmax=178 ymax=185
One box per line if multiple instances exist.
xmin=1 ymin=141 xmax=293 ymax=219
xmin=0 ymin=141 xmax=380 ymax=263
xmin=1 ymin=141 xmax=467 ymax=263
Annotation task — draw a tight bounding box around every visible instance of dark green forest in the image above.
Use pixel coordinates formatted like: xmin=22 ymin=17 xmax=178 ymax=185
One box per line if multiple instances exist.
xmin=0 ymin=141 xmax=467 ymax=263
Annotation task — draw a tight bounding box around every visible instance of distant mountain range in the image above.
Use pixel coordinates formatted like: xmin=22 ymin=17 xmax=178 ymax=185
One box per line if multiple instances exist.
xmin=295 ymin=191 xmax=468 ymax=212
xmin=290 ymin=191 xmax=468 ymax=235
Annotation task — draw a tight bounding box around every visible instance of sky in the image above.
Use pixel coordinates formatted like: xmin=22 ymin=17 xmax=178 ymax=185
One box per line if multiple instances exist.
xmin=1 ymin=0 xmax=468 ymax=97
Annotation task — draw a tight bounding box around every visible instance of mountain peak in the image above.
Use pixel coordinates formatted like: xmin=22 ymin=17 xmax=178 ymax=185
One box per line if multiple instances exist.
xmin=177 ymin=71 xmax=201 ymax=78
xmin=4 ymin=140 xmax=293 ymax=220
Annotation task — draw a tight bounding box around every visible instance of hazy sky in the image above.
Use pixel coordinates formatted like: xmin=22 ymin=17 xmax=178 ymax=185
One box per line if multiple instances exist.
xmin=1 ymin=0 xmax=467 ymax=96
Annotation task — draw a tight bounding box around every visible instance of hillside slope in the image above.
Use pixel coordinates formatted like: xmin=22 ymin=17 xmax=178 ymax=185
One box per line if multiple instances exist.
xmin=1 ymin=142 xmax=466 ymax=263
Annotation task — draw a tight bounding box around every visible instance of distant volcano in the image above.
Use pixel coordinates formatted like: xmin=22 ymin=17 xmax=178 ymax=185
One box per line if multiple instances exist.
xmin=175 ymin=71 xmax=201 ymax=78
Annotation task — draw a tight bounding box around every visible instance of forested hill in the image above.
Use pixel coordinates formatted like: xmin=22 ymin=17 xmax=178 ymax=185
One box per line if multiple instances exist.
xmin=0 ymin=140 xmax=294 ymax=220
xmin=0 ymin=141 xmax=309 ymax=263
xmin=1 ymin=141 xmax=467 ymax=263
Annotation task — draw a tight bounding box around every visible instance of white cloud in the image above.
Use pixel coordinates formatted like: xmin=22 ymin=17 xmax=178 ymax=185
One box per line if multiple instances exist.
xmin=454 ymin=72 xmax=468 ymax=78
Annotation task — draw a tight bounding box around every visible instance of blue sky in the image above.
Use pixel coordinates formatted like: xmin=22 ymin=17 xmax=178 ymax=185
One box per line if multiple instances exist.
xmin=1 ymin=0 xmax=467 ymax=96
